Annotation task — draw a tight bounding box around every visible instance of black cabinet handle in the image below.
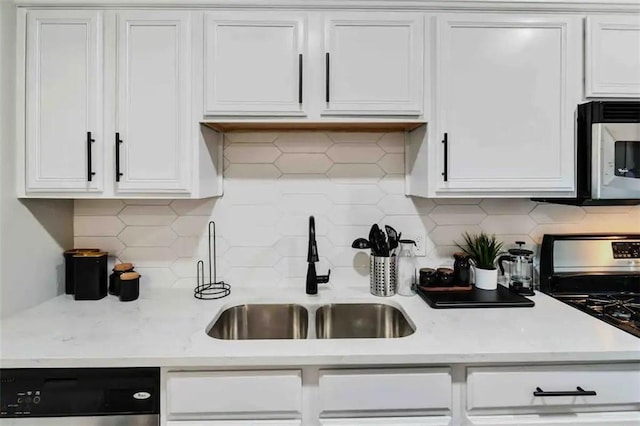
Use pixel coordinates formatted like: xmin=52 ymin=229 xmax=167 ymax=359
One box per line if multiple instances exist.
xmin=534 ymin=387 xmax=597 ymax=397
xmin=115 ymin=133 xmax=123 ymax=183
xmin=298 ymin=53 xmax=303 ymax=105
xmin=325 ymin=52 xmax=330 ymax=103
xmin=87 ymin=131 xmax=96 ymax=182
xmin=441 ymin=132 xmax=448 ymax=182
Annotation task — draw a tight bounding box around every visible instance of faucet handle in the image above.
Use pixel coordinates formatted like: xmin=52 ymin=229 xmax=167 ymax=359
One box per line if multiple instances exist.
xmin=317 ymin=269 xmax=331 ymax=284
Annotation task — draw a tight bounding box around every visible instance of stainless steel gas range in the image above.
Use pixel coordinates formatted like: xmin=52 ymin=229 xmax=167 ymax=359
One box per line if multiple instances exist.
xmin=540 ymin=233 xmax=640 ymax=338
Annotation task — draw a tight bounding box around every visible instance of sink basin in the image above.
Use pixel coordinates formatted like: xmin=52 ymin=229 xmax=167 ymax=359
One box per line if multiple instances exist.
xmin=315 ymin=303 xmax=415 ymax=339
xmin=207 ymin=304 xmax=308 ymax=340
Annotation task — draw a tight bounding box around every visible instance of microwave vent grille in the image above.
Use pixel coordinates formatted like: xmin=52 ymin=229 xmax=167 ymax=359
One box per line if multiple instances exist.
xmin=601 ymin=102 xmax=640 ymax=121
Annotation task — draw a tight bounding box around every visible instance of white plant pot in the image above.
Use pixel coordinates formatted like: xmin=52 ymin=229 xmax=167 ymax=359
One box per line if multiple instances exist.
xmin=474 ymin=267 xmax=498 ymax=290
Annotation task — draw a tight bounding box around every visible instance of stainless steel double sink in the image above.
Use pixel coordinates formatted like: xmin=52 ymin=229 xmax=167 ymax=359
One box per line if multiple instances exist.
xmin=206 ymin=303 xmax=415 ymax=340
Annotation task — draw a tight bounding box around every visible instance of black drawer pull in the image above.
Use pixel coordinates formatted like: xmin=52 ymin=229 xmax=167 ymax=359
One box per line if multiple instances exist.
xmin=534 ymin=387 xmax=597 ymax=397
xmin=298 ymin=53 xmax=303 ymax=105
xmin=87 ymin=131 xmax=96 ymax=182
xmin=325 ymin=52 xmax=330 ymax=103
xmin=115 ymin=132 xmax=124 ymax=183
xmin=441 ymin=132 xmax=448 ymax=182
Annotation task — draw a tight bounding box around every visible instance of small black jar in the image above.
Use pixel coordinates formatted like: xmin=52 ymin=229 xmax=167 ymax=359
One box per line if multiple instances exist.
xmin=109 ymin=263 xmax=134 ymax=296
xmin=119 ymin=272 xmax=140 ymax=302
xmin=453 ymin=252 xmax=471 ymax=286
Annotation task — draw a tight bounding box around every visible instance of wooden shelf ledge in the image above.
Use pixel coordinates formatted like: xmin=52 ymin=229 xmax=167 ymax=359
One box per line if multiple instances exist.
xmin=202 ymin=121 xmax=426 ymax=133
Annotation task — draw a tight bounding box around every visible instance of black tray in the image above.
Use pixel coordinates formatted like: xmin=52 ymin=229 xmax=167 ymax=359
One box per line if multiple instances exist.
xmin=416 ymin=284 xmax=535 ymax=308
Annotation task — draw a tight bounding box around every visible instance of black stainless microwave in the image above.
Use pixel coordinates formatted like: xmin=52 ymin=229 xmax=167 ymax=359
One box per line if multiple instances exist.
xmin=535 ymin=101 xmax=640 ymax=206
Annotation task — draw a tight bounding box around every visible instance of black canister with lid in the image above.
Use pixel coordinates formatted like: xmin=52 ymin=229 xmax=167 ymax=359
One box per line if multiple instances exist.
xmin=119 ymin=272 xmax=140 ymax=302
xmin=419 ymin=268 xmax=437 ymax=287
xmin=436 ymin=268 xmax=454 ymax=286
xmin=64 ymin=248 xmax=100 ymax=294
xmin=109 ymin=263 xmax=135 ymax=296
xmin=73 ymin=252 xmax=108 ymax=300
xmin=453 ymin=252 xmax=471 ymax=286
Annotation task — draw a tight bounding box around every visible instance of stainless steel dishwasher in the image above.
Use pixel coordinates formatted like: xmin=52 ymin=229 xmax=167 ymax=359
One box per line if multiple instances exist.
xmin=0 ymin=367 xmax=159 ymax=425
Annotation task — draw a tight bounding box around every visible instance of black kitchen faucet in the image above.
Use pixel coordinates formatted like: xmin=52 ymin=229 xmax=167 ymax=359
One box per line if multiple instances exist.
xmin=306 ymin=216 xmax=330 ymax=294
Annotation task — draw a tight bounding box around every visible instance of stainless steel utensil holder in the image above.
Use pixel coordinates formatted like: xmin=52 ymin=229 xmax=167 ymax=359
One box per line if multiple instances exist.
xmin=370 ymin=255 xmax=397 ymax=297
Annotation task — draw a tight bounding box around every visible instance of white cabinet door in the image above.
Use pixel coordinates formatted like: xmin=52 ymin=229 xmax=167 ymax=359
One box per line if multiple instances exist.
xmin=204 ymin=12 xmax=306 ymax=116
xmin=318 ymin=368 xmax=452 ymax=418
xmin=467 ymin=364 xmax=640 ymax=412
xmin=25 ymin=10 xmax=103 ymax=193
xmin=467 ymin=412 xmax=640 ymax=426
xmin=115 ymin=11 xmax=191 ymax=193
xmin=433 ymin=15 xmax=580 ymax=195
xmin=320 ymin=418 xmax=452 ymax=425
xmin=323 ymin=13 xmax=424 ymax=115
xmin=166 ymin=370 xmax=302 ymax=421
xmin=586 ymin=15 xmax=640 ymax=98
xmin=169 ymin=421 xmax=301 ymax=426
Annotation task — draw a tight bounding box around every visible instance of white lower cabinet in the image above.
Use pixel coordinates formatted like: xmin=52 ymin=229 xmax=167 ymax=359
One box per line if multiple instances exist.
xmin=466 ymin=364 xmax=640 ymax=425
xmin=166 ymin=370 xmax=303 ymax=422
xmin=319 ymin=418 xmax=451 ymax=425
xmin=163 ymin=364 xmax=640 ymax=426
xmin=318 ymin=368 xmax=451 ymax=421
xmin=168 ymin=421 xmax=301 ymax=425
xmin=164 ymin=368 xmax=452 ymax=425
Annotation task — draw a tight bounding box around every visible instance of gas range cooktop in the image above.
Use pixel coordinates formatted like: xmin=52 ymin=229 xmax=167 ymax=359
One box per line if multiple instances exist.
xmin=555 ymin=293 xmax=640 ymax=337
xmin=540 ymin=234 xmax=640 ymax=338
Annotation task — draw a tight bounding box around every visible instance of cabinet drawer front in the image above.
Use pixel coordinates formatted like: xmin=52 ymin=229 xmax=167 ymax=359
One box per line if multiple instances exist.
xmin=467 ymin=364 xmax=640 ymax=411
xmin=320 ymin=417 xmax=452 ymax=425
xmin=166 ymin=370 xmax=302 ymax=419
xmin=319 ymin=368 xmax=451 ymax=417
xmin=168 ymin=421 xmax=301 ymax=426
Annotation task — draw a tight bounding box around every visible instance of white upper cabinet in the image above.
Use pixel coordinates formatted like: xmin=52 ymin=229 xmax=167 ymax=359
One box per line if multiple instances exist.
xmin=323 ymin=13 xmax=424 ymax=115
xmin=586 ymin=15 xmax=640 ymax=98
xmin=115 ymin=11 xmax=192 ymax=193
xmin=25 ymin=10 xmax=103 ymax=193
xmin=204 ymin=12 xmax=306 ymax=116
xmin=22 ymin=10 xmax=221 ymax=199
xmin=427 ymin=14 xmax=581 ymax=197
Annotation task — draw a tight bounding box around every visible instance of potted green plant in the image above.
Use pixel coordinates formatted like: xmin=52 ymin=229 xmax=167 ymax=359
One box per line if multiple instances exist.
xmin=455 ymin=232 xmax=504 ymax=290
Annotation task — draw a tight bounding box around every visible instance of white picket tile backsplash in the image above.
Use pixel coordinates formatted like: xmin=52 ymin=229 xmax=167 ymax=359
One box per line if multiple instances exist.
xmin=74 ymin=131 xmax=640 ymax=288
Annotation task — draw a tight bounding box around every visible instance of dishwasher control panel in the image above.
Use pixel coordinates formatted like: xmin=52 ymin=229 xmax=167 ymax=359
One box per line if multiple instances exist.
xmin=0 ymin=367 xmax=159 ymax=418
xmin=1 ymin=389 xmax=42 ymax=416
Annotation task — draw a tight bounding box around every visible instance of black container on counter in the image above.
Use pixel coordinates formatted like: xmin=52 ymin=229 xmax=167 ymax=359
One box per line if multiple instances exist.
xmin=109 ymin=263 xmax=135 ymax=296
xmin=73 ymin=252 xmax=108 ymax=300
xmin=453 ymin=252 xmax=471 ymax=286
xmin=119 ymin=272 xmax=140 ymax=302
xmin=419 ymin=268 xmax=438 ymax=287
xmin=436 ymin=268 xmax=454 ymax=286
xmin=64 ymin=248 xmax=100 ymax=294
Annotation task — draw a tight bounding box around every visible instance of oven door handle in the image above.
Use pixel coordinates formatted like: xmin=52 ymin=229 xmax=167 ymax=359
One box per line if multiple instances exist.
xmin=533 ymin=386 xmax=597 ymax=397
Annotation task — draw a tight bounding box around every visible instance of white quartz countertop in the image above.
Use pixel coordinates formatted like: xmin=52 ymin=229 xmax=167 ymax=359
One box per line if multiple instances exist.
xmin=1 ymin=285 xmax=639 ymax=368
